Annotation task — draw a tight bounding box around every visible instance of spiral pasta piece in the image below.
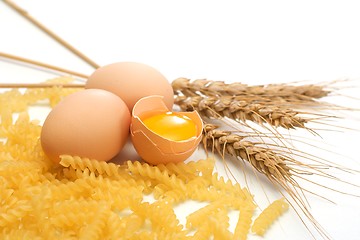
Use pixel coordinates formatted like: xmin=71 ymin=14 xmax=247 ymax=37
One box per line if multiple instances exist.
xmin=103 ymin=212 xmax=124 ymax=239
xmin=188 ymin=186 xmax=224 ymax=202
xmin=208 ymin=209 xmax=233 ymax=239
xmin=117 ymin=214 xmax=144 ymax=238
xmin=157 ymin=158 xmax=215 ymax=182
xmin=127 ymin=160 xmax=187 ymax=191
xmin=233 ymin=204 xmax=256 ymax=240
xmin=47 ymin=179 xmax=93 ymax=200
xmin=190 ymin=223 xmax=212 ymax=240
xmin=133 ymin=201 xmax=183 ymax=234
xmin=251 ymin=198 xmax=289 ymax=236
xmin=186 ymin=199 xmax=226 ymax=229
xmin=59 ymin=155 xmax=122 ymax=177
xmin=211 ymin=172 xmax=248 ymax=200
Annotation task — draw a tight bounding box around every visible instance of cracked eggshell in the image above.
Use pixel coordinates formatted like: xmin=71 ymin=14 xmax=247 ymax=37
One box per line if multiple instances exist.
xmin=130 ymin=95 xmax=203 ymax=165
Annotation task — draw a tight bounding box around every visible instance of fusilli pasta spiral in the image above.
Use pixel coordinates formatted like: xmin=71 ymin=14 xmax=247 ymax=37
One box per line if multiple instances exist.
xmin=251 ymin=198 xmax=289 ymax=236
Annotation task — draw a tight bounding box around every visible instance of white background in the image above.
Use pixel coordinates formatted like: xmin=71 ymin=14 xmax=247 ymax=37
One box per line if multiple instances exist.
xmin=1 ymin=1 xmax=360 ymax=239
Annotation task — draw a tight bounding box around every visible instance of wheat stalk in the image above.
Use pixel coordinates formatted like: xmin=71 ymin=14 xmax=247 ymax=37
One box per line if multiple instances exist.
xmin=172 ymin=78 xmax=330 ymax=102
xmin=202 ymin=124 xmax=293 ymax=180
xmin=175 ymin=95 xmax=313 ymax=129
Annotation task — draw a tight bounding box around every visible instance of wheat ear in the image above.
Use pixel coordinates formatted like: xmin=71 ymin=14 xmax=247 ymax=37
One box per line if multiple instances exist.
xmin=202 ymin=124 xmax=292 ymax=179
xmin=175 ymin=95 xmax=314 ymax=129
xmin=172 ymin=78 xmax=330 ymax=102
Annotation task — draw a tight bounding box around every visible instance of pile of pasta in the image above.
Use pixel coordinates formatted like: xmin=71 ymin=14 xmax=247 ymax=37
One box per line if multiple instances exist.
xmin=0 ymin=77 xmax=289 ymax=239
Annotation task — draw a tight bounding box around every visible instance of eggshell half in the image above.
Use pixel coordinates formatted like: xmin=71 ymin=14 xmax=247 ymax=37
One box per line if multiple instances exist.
xmin=130 ymin=95 xmax=203 ymax=165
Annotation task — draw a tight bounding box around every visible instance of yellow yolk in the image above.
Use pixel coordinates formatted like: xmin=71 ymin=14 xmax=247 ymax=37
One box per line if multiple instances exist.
xmin=142 ymin=112 xmax=197 ymax=141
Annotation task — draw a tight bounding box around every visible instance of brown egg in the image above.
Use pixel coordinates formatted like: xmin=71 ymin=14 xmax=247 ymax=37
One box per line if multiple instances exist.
xmin=41 ymin=89 xmax=130 ymax=163
xmin=130 ymin=95 xmax=203 ymax=165
xmin=85 ymin=62 xmax=174 ymax=111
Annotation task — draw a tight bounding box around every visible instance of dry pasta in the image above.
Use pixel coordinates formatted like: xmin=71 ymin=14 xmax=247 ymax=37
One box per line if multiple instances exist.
xmin=60 ymin=155 xmax=122 ymax=177
xmin=251 ymin=198 xmax=290 ymax=236
xmin=208 ymin=209 xmax=233 ymax=240
xmin=190 ymin=223 xmax=212 ymax=240
xmin=0 ymin=79 xmax=289 ymax=239
xmin=234 ymin=205 xmax=256 ymax=240
xmin=127 ymin=160 xmax=187 ymax=191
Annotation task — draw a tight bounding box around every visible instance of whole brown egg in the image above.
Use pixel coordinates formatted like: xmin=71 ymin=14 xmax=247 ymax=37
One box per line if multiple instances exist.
xmin=40 ymin=89 xmax=131 ymax=163
xmin=85 ymin=62 xmax=174 ymax=111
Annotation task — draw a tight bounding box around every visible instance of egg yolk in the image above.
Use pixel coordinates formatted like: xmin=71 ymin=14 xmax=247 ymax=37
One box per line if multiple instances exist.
xmin=142 ymin=112 xmax=197 ymax=141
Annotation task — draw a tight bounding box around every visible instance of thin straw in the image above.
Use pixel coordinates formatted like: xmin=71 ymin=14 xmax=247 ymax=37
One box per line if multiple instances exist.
xmin=3 ymin=0 xmax=100 ymax=69
xmin=0 ymin=52 xmax=89 ymax=79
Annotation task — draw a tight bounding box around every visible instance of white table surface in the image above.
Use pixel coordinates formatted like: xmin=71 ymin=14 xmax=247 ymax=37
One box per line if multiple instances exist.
xmin=1 ymin=1 xmax=360 ymax=239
